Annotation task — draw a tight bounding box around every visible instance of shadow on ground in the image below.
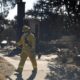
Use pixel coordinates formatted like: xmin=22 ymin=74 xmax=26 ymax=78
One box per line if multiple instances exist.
xmin=15 ymin=74 xmax=23 ymax=80
xmin=27 ymin=70 xmax=37 ymax=80
xmin=14 ymin=70 xmax=37 ymax=80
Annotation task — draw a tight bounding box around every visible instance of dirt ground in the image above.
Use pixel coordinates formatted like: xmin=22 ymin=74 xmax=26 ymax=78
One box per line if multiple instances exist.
xmin=0 ymin=53 xmax=56 ymax=80
xmin=0 ymin=53 xmax=80 ymax=80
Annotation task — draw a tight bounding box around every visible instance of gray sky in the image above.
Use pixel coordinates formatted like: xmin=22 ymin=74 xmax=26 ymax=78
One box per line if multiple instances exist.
xmin=6 ymin=0 xmax=38 ymax=20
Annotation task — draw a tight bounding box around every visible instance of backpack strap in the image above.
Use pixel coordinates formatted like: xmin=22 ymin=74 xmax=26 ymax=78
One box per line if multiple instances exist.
xmin=24 ymin=36 xmax=32 ymax=47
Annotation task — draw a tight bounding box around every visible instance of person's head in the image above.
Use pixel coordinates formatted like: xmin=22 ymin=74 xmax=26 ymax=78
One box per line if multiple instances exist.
xmin=24 ymin=19 xmax=30 ymax=26
xmin=22 ymin=25 xmax=31 ymax=35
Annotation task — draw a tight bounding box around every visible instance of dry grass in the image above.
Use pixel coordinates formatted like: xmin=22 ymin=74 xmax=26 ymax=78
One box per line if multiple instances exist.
xmin=0 ymin=73 xmax=6 ymax=80
xmin=0 ymin=57 xmax=15 ymax=79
